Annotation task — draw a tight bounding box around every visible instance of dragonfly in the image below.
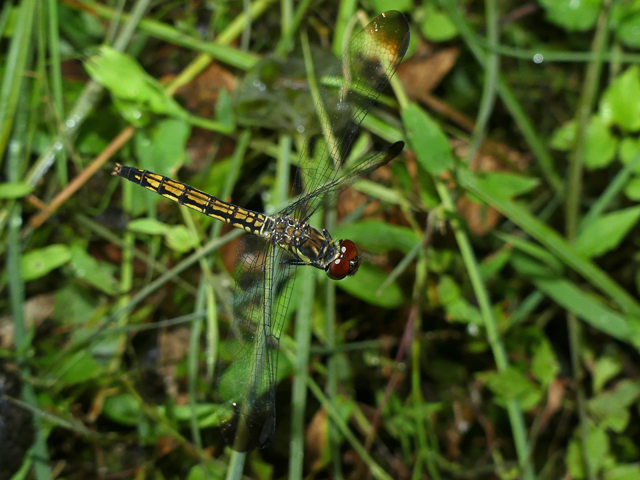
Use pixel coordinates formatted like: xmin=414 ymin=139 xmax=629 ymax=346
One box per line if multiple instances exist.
xmin=113 ymin=10 xmax=410 ymax=452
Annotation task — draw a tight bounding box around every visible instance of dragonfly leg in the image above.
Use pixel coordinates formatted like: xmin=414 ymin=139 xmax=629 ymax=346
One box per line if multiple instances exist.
xmin=281 ymin=258 xmax=307 ymax=266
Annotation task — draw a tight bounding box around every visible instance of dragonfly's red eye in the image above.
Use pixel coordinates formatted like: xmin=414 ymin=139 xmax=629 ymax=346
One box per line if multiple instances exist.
xmin=327 ymin=258 xmax=350 ymax=280
xmin=340 ymin=239 xmax=358 ymax=260
xmin=327 ymin=240 xmax=360 ymax=280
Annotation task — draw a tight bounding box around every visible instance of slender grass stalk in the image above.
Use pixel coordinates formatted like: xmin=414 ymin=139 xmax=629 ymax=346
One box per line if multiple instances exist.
xmin=579 ymin=147 xmax=640 ymax=234
xmin=466 ymin=0 xmax=499 ymax=163
xmin=0 ymin=0 xmax=37 ymax=165
xmin=439 ymin=0 xmax=563 ymax=194
xmin=225 ymin=451 xmax=247 ymax=480
xmin=75 ymin=214 xmax=198 ymax=294
xmin=332 ymin=0 xmax=357 ymax=57
xmin=457 ymin=169 xmax=640 ymax=316
xmin=0 ymin=14 xmax=53 ymax=480
xmin=44 ymin=0 xmax=67 ymax=184
xmin=45 ymin=228 xmax=244 ymax=373
xmin=189 ymin=284 xmax=207 ymax=449
xmin=274 ymin=0 xmax=313 ymax=56
xmin=300 ymin=23 xmax=347 ymax=476
xmin=0 ymin=2 xmax=12 ymax=38
xmin=477 ymin=33 xmax=640 ymax=64
xmin=565 ymin=4 xmax=613 ymax=479
xmin=412 ymin=239 xmax=441 ymax=479
xmin=307 ymin=378 xmax=393 ymax=480
xmin=241 ymin=0 xmax=252 ymax=52
xmin=435 ymin=181 xmax=534 ymax=480
xmin=281 ymin=0 xmax=293 ymax=40
xmin=289 ymin=266 xmax=315 ymax=479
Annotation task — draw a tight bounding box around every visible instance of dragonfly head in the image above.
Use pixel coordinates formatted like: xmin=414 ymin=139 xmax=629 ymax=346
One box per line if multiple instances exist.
xmin=326 ymin=239 xmax=360 ymax=280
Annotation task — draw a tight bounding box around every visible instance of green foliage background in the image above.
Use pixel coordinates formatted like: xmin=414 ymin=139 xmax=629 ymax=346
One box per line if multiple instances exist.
xmin=1 ymin=0 xmax=640 ymax=479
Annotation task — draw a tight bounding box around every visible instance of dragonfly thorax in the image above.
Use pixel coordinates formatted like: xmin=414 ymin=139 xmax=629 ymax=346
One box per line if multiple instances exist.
xmin=262 ymin=214 xmax=358 ymax=279
xmin=263 ymin=215 xmax=334 ymax=265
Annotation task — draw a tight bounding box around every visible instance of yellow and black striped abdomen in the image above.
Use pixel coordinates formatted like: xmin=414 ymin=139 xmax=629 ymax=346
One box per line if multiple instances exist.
xmin=112 ymin=164 xmax=267 ymax=235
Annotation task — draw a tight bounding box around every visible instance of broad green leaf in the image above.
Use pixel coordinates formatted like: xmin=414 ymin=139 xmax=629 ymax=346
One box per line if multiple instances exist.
xmin=532 ymin=276 xmax=638 ymax=346
xmin=584 ymin=115 xmax=618 ymax=169
xmin=58 ymin=3 xmax=104 ymax=45
xmin=575 ymin=206 xmax=640 ymax=257
xmin=550 ymin=119 xmax=577 ymax=151
xmin=567 ymin=426 xmax=616 ymax=477
xmin=615 ymin=12 xmax=640 ymax=49
xmin=593 ymin=354 xmax=623 ymax=393
xmin=584 ymin=425 xmax=611 ymax=474
xmin=597 ymin=408 xmax=630 ymax=432
xmin=539 ymin=0 xmax=603 ymax=32
xmin=0 ymin=182 xmax=33 ymax=198
xmin=353 ymin=178 xmax=411 ymax=209
xmin=427 ymin=248 xmax=455 ymax=274
xmin=445 ymin=296 xmax=483 ymax=326
xmin=457 ymin=167 xmax=640 ymax=317
xmin=534 ymin=114 xmax=618 ymax=169
xmin=531 ymin=338 xmax=560 ymax=387
xmin=52 ymin=285 xmax=99 ymax=327
xmin=139 ymin=118 xmax=192 ymax=174
xmin=68 ymin=244 xmax=118 ymax=295
xmin=479 ymin=247 xmax=512 ymax=279
xmin=477 ymin=172 xmax=540 ymax=199
xmin=186 ymin=465 xmax=225 ymax=480
xmin=510 ymin=253 xmax=560 ymax=279
xmin=497 ymin=233 xmax=564 ymax=274
xmin=337 ymin=263 xmax=404 ymax=308
xmin=624 ymin=175 xmax=640 ymax=200
xmin=605 ymin=464 xmax=640 ymax=480
xmin=166 ymin=225 xmax=199 ymax=252
xmin=112 ymin=96 xmax=151 ymax=127
xmin=55 ymin=349 xmax=104 ymax=385
xmin=402 ymin=102 xmax=453 ymax=176
xmin=588 ymin=379 xmax=640 ymax=420
xmin=84 ymin=46 xmax=188 ymax=120
xmin=479 ymin=367 xmax=543 ymax=410
xmin=436 ymin=276 xmax=482 ymax=325
xmin=619 ymin=137 xmax=640 ymax=173
xmin=419 ymin=4 xmax=457 ymax=42
xmin=600 ymin=66 xmax=640 ymax=132
xmin=610 ymin=0 xmax=640 ymax=26
xmin=103 ymin=393 xmax=141 ymax=426
xmin=128 ymin=218 xmax=172 ymax=236
xmin=566 ymin=438 xmax=585 ymax=479
xmin=169 ymin=403 xmax=224 ymax=424
xmin=333 ymin=220 xmax=419 ymax=254
xmin=371 ymin=0 xmax=413 ymax=13
xmin=215 ymin=88 xmax=235 ymax=132
xmin=22 ymin=244 xmax=72 ymax=281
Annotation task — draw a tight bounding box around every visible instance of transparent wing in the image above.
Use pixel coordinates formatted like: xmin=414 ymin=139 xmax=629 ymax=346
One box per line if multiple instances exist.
xmin=283 ymin=141 xmax=404 ymax=219
xmin=217 ymin=235 xmax=297 ymax=452
xmin=216 ymin=10 xmax=410 ymax=453
xmin=290 ymin=10 xmax=409 ymax=220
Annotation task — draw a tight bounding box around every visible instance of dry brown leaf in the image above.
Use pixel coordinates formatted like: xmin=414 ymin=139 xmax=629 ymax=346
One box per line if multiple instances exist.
xmin=0 ymin=293 xmax=55 ymax=349
xmin=539 ymin=377 xmax=567 ymax=431
xmin=158 ymin=326 xmax=191 ymax=401
xmin=398 ymin=45 xmax=459 ymax=97
xmin=305 ymin=407 xmax=329 ymax=473
xmin=452 ymin=138 xmax=532 ymax=235
xmin=173 ymin=63 xmax=237 ymax=115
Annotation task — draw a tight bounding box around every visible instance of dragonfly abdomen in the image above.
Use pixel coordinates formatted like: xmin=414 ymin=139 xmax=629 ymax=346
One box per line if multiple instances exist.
xmin=112 ymin=164 xmax=268 ymax=234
